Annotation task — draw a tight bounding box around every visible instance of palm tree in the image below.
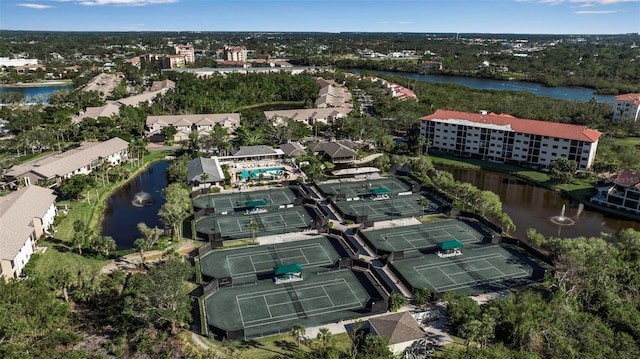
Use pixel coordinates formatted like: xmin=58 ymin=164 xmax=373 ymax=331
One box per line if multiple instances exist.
xmin=200 ymin=172 xmax=210 ymax=188
xmin=316 ymin=327 xmax=332 ymax=355
xmin=49 ymin=268 xmax=72 ymax=302
xmin=291 ymin=324 xmax=306 ymax=351
xmin=249 ymin=220 xmax=259 ymax=244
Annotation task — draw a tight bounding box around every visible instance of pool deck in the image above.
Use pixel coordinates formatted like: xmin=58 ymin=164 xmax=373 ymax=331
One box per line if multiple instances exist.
xmin=226 ymin=160 xmax=302 ymax=187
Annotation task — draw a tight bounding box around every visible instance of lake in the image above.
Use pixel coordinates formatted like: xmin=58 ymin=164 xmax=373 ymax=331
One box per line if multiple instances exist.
xmin=101 ymin=161 xmax=168 ymax=249
xmin=350 ymin=69 xmax=615 ymax=103
xmin=0 ymin=84 xmax=73 ymax=103
xmin=442 ymin=166 xmax=640 ymax=240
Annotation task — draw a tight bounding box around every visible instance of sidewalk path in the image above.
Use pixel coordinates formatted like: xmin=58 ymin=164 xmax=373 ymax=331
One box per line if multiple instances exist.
xmin=100 ymin=239 xmax=197 ymax=274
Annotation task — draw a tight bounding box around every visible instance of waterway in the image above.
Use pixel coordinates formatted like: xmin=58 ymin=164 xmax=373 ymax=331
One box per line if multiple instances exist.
xmin=442 ymin=166 xmax=640 ymax=240
xmin=101 ymin=161 xmax=168 ymax=249
xmin=0 ymin=84 xmax=73 ymax=103
xmin=350 ymin=69 xmax=615 ymax=103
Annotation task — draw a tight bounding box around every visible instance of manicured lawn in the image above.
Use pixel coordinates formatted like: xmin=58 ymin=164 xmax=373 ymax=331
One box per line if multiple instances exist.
xmin=32 ymin=239 xmax=108 ymax=277
xmin=220 ymin=332 xmax=353 ymax=359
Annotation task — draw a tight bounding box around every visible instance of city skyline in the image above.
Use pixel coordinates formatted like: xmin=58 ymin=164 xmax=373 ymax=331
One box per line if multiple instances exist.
xmin=0 ymin=0 xmax=639 ymax=34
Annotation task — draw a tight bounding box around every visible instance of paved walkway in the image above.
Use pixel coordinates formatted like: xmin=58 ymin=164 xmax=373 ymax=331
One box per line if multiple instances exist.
xmin=99 ymin=239 xmax=197 ymax=274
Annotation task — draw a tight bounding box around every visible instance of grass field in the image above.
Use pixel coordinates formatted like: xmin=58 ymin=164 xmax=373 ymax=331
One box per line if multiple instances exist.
xmin=31 ymin=239 xmax=108 ymax=277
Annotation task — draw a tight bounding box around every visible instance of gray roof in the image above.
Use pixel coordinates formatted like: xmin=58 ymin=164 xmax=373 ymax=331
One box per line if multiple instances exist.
xmin=149 ymin=79 xmax=175 ymax=92
xmin=368 ymin=312 xmax=425 ymax=345
xmin=187 ymin=157 xmax=225 ymax=183
xmin=310 ymin=141 xmax=358 ymax=160
xmin=232 ymin=145 xmax=282 ymax=157
xmin=0 ymin=186 xmax=56 ymax=260
xmin=279 ymin=142 xmax=306 ymax=157
xmin=5 ymin=137 xmax=129 ymax=180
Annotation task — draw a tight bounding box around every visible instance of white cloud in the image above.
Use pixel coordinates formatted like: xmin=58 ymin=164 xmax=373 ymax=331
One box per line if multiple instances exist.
xmin=575 ymin=9 xmax=618 ymax=13
xmin=520 ymin=0 xmax=640 ymax=4
xmin=18 ymin=3 xmax=53 ymax=8
xmin=77 ymin=0 xmax=177 ymax=6
xmin=570 ymin=0 xmax=639 ymax=4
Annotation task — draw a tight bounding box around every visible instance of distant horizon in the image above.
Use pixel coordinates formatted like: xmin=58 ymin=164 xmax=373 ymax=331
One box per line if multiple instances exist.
xmin=1 ymin=0 xmax=638 ymax=35
xmin=1 ymin=29 xmax=638 ymax=36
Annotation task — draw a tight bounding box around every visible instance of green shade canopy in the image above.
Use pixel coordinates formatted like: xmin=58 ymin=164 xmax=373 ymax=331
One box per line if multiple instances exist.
xmin=371 ymin=187 xmax=390 ymax=195
xmin=274 ymin=263 xmax=303 ymax=276
xmin=437 ymin=239 xmax=464 ymax=250
xmin=245 ymin=199 xmax=268 ymax=208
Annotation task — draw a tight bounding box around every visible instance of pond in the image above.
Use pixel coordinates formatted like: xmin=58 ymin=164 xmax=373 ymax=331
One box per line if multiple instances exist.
xmin=441 ymin=166 xmax=640 ymax=240
xmin=101 ymin=161 xmax=168 ymax=249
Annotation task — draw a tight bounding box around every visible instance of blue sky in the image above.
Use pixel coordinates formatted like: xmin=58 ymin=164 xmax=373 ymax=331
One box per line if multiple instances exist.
xmin=1 ymin=0 xmax=638 ymax=34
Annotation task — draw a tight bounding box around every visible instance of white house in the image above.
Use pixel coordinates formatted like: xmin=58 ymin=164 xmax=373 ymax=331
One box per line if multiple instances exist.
xmin=145 ymin=113 xmax=241 ymax=142
xmin=612 ymin=93 xmax=640 ymax=122
xmin=420 ymin=109 xmax=602 ymax=170
xmin=0 ymin=186 xmax=57 ymax=281
xmin=3 ymin=137 xmax=129 ymax=187
xmin=264 ymin=107 xmax=352 ymax=127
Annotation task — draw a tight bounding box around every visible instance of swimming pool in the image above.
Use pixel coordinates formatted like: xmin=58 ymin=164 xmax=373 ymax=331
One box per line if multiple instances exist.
xmin=239 ymin=167 xmax=286 ymax=180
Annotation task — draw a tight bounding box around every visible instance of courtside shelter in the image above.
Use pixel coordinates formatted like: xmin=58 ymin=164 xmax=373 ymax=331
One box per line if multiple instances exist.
xmin=437 ymin=239 xmax=463 ymax=258
xmin=196 ymin=237 xmax=389 ymax=339
xmin=274 ymin=263 xmax=303 ymax=284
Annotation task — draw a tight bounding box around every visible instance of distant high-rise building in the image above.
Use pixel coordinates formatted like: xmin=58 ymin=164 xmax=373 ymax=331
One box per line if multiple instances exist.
xmin=174 ymin=44 xmax=195 ymax=64
xmin=224 ymin=46 xmax=248 ymax=62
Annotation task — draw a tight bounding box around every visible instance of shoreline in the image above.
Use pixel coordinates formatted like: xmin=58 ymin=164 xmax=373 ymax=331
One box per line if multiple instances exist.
xmin=430 ymin=154 xmax=640 ymax=223
xmin=0 ymin=80 xmax=73 ymax=88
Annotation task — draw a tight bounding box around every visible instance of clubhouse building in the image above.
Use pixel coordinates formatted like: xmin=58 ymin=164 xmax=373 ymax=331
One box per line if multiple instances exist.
xmin=420 ymin=109 xmax=602 ymax=170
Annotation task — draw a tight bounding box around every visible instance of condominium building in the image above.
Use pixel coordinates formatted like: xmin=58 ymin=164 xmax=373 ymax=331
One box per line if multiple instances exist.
xmin=612 ymin=93 xmax=640 ymax=122
xmin=4 ymin=137 xmax=129 ymax=187
xmin=224 ymin=46 xmax=248 ymax=62
xmin=0 ymin=186 xmax=57 ymax=281
xmin=174 ymin=44 xmax=195 ymax=64
xmin=420 ymin=109 xmax=602 ymax=170
xmin=592 ymin=170 xmax=640 ymax=214
xmin=146 ymin=113 xmax=241 ymax=142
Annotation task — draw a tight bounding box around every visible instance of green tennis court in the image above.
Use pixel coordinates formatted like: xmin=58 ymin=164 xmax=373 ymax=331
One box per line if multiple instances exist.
xmin=195 ymin=206 xmax=312 ymax=240
xmin=334 ymin=193 xmax=427 ymax=221
xmin=205 ymin=269 xmax=372 ymax=338
xmin=316 ymin=177 xmax=412 ymax=199
xmin=192 ymin=187 xmax=299 ymax=212
xmin=362 ymin=218 xmax=484 ymax=254
xmin=200 ymin=236 xmax=341 ymax=279
xmin=391 ymin=243 xmax=547 ymax=295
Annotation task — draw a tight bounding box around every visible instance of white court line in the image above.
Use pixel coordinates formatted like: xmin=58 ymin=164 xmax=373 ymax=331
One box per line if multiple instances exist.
xmin=322 ymin=287 xmax=336 ymax=307
xmin=243 ymin=301 xmax=364 ymax=328
xmin=236 ymin=296 xmax=246 ymax=327
xmin=236 ymin=278 xmax=348 ymax=300
xmin=300 ymin=249 xmax=310 ymax=264
xmin=430 ymin=269 xmax=530 ymax=293
xmin=445 ymin=265 xmax=496 ymax=276
xmin=240 ymin=278 xmax=364 ymax=327
xmin=263 ymin=295 xmax=273 ymax=318
xmin=437 ymin=267 xmax=457 ymax=284
xmin=413 ymin=253 xmax=504 ymax=271
xmin=484 ymin=259 xmax=507 ymax=276
xmin=342 ymin=279 xmax=365 ymax=306
xmin=414 ymin=267 xmax=437 ymax=291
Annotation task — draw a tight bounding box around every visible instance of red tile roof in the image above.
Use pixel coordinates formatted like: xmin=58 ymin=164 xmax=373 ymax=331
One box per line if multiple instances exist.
xmin=612 ymin=169 xmax=640 ymax=190
xmin=615 ymin=93 xmax=640 ymax=105
xmin=420 ymin=109 xmax=601 ymax=143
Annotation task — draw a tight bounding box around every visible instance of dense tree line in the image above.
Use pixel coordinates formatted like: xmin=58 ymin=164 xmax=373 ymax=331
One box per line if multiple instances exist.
xmin=0 ymin=258 xmax=193 ymax=358
xmin=442 ymin=229 xmax=640 ymax=359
